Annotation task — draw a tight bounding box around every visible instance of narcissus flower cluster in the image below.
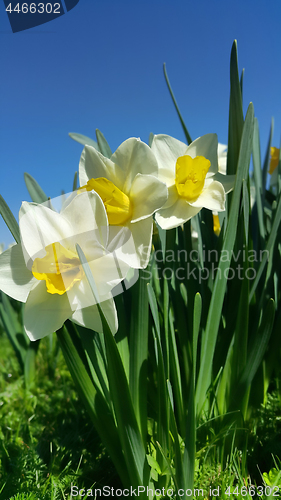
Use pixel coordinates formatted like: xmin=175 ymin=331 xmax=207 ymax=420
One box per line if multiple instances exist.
xmin=0 ymin=134 xmax=235 ymax=341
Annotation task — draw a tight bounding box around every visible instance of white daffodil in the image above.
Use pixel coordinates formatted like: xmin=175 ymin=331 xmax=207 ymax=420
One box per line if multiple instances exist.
xmin=151 ymin=134 xmax=235 ymax=230
xmin=0 ymin=191 xmax=131 ymax=341
xmin=78 ymin=137 xmax=168 ymax=268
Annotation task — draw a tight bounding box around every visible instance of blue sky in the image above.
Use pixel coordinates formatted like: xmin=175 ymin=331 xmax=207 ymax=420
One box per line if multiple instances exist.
xmin=1 ymin=0 xmax=281 ymax=246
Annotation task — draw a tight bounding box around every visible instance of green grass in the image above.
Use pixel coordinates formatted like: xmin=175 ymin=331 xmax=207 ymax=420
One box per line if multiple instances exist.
xmin=0 ymin=327 xmax=281 ymax=500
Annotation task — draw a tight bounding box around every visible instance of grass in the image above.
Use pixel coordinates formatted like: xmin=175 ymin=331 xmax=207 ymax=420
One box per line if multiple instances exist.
xmin=0 ymin=327 xmax=281 ymax=500
xmin=0 ymin=331 xmax=121 ymax=500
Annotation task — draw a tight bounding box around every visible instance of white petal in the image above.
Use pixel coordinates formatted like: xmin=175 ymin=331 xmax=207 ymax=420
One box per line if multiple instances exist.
xmin=71 ymin=296 xmax=118 ymax=334
xmin=213 ymin=172 xmax=236 ymax=194
xmin=19 ymin=202 xmax=72 ymax=265
xmin=129 ymin=174 xmax=168 ymax=222
xmin=151 ymin=134 xmax=188 ymax=186
xmin=112 ymin=138 xmax=159 ymax=193
xmin=24 ymin=281 xmax=73 ymax=341
xmin=161 ymin=184 xmax=179 ymax=209
xmin=218 ymin=143 xmax=227 ymax=175
xmin=186 ymin=134 xmax=218 ymax=175
xmin=155 ymin=199 xmax=201 ymax=230
xmin=113 ymin=217 xmax=153 ymax=268
xmin=62 ymin=191 xmax=109 ymax=249
xmin=189 ymin=180 xmax=225 ymax=211
xmin=79 ymin=145 xmax=125 ymax=189
xmin=88 ymin=252 xmax=130 ymax=293
xmin=0 ymin=244 xmax=36 ymax=302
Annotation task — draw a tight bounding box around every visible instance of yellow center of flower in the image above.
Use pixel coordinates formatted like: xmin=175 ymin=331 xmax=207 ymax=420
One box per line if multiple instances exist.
xmin=269 ymin=147 xmax=280 ymax=174
xmin=79 ymin=178 xmax=133 ymax=225
xmin=175 ymin=155 xmax=211 ymax=202
xmin=32 ymin=242 xmax=84 ymax=295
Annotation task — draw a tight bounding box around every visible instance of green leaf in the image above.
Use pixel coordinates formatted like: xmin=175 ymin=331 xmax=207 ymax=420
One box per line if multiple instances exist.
xmin=252 ymin=118 xmax=266 ymax=243
xmin=73 ymin=171 xmax=78 ymax=191
xmin=242 ymin=179 xmax=250 ymax=245
xmin=148 ymin=132 xmax=154 ymax=147
xmin=68 ymin=132 xmax=100 ymax=150
xmin=101 ymin=311 xmax=148 ymax=488
xmin=114 ymin=293 xmax=130 ymax=380
xmin=231 ymin=299 xmax=275 ymax=408
xmin=148 ymin=283 xmax=170 ymax=469
xmin=24 ymin=340 xmax=40 ymax=389
xmin=227 ymin=40 xmax=244 ymax=177
xmin=249 ymin=191 xmax=281 ymax=302
xmin=240 ymin=68 xmax=244 ymax=97
xmin=0 ymin=195 xmax=20 ymax=243
xmin=76 ymin=244 xmax=148 ymax=488
xmin=168 ymin=308 xmax=184 ymax=435
xmin=0 ymin=292 xmax=27 ymax=371
xmin=57 ymin=322 xmax=129 ymax=487
xmin=129 ymin=269 xmax=150 ymax=444
xmin=24 ymin=173 xmax=48 ymax=203
xmin=184 ymin=376 xmax=196 ymax=491
xmin=96 ymin=129 xmax=112 ymax=158
xmin=146 ymin=454 xmax=162 ymax=475
xmin=147 ymin=282 xmax=160 ymax=337
xmin=195 ymin=102 xmax=254 ymax=417
xmin=167 ymin=390 xmax=185 ymax=492
xmin=262 ymin=118 xmax=274 ymax=190
xmin=192 ymin=292 xmax=201 ymax=382
xmin=76 ymin=325 xmax=111 ymax=406
xmin=163 ymin=63 xmax=192 ymax=145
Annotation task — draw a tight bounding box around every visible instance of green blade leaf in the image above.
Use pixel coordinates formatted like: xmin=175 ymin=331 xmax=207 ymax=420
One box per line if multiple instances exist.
xmin=148 ymin=132 xmax=154 ymax=147
xmin=252 ymin=118 xmax=266 ymax=242
xmin=129 ymin=268 xmax=150 ymax=444
xmin=195 ymin=102 xmax=254 ymax=417
xmin=262 ymin=118 xmax=274 ymax=190
xmin=0 ymin=195 xmax=20 ymax=243
xmin=231 ymin=299 xmax=275 ymax=408
xmin=148 ymin=284 xmax=170 ymax=468
xmin=68 ymin=132 xmax=100 ymax=151
xmin=249 ymin=191 xmax=281 ymax=302
xmin=24 ymin=172 xmax=48 ymax=203
xmin=193 ymin=292 xmax=201 ymax=383
xmin=73 ymin=171 xmax=78 ymax=191
xmin=57 ymin=321 xmax=129 ymax=487
xmin=76 ymin=244 xmax=148 ymax=488
xmin=0 ymin=292 xmax=27 ymax=371
xmin=24 ymin=340 xmax=40 ymax=389
xmin=163 ymin=63 xmax=192 ymax=145
xmin=96 ymin=129 xmax=112 ymax=158
xmin=227 ymin=40 xmax=244 ymax=177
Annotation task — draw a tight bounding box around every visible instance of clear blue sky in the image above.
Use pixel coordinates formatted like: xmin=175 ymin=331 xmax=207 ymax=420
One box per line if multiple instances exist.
xmin=1 ymin=0 xmax=281 ymax=246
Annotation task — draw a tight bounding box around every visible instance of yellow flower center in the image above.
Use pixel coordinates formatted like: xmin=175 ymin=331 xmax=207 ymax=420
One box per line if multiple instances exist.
xmin=32 ymin=242 xmax=84 ymax=295
xmin=269 ymin=147 xmax=280 ymax=174
xmin=79 ymin=178 xmax=133 ymax=225
xmin=175 ymin=155 xmax=211 ymax=202
xmin=213 ymin=214 xmax=221 ymax=236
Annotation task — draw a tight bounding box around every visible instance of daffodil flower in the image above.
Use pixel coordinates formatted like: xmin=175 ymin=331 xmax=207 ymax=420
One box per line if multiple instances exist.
xmin=269 ymin=147 xmax=280 ymax=175
xmin=0 ymin=191 xmax=131 ymax=341
xmin=212 ymin=143 xmax=227 ymax=236
xmin=150 ymin=134 xmax=235 ymax=230
xmin=79 ymin=137 xmax=168 ymax=268
xmin=212 ymin=213 xmax=221 ymax=236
